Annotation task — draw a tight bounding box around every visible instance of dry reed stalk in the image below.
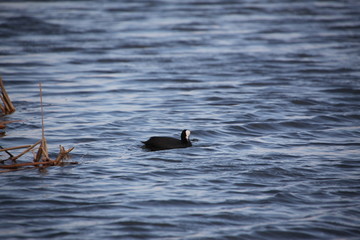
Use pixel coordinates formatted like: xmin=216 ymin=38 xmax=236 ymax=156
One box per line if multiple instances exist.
xmin=33 ymin=82 xmax=50 ymax=162
xmin=0 ymin=100 xmax=4 ymax=113
xmin=0 ymin=82 xmax=77 ymax=173
xmin=39 ymin=82 xmax=45 ymax=140
xmin=0 ymin=150 xmax=77 ymax=170
xmin=54 ymin=146 xmax=75 ymax=165
xmin=11 ymin=140 xmax=41 ymax=161
xmin=1 ymin=142 xmax=77 ymax=172
xmin=34 ymin=139 xmax=50 ymax=162
xmin=0 ymin=160 xmax=58 ymax=169
xmin=0 ymin=145 xmax=32 ymax=152
xmin=0 ymin=95 xmax=7 ymax=113
xmin=0 ymin=77 xmax=16 ymax=115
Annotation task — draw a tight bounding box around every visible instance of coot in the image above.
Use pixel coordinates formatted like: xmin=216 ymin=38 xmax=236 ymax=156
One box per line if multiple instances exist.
xmin=142 ymin=129 xmax=192 ymax=151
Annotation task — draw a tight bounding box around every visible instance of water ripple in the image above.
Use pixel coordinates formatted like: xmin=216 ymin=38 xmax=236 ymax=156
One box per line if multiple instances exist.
xmin=1 ymin=0 xmax=360 ymax=239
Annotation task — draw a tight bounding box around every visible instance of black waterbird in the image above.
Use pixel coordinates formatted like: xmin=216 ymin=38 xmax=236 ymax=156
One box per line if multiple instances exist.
xmin=142 ymin=129 xmax=192 ymax=151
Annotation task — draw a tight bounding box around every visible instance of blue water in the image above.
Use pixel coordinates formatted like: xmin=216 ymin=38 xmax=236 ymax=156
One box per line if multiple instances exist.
xmin=1 ymin=1 xmax=360 ymax=239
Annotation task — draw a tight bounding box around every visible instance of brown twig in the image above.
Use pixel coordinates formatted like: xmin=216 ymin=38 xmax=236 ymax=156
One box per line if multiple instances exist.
xmin=0 ymin=160 xmax=57 ymax=169
xmin=34 ymin=82 xmax=50 ymax=163
xmin=11 ymin=140 xmax=41 ymax=161
xmin=0 ymin=77 xmax=16 ymax=114
xmin=0 ymin=158 xmax=77 ymax=169
xmin=0 ymin=145 xmax=32 ymax=152
xmin=39 ymin=82 xmax=45 ymax=141
xmin=0 ymin=160 xmax=78 ymax=173
xmin=54 ymin=145 xmax=75 ymax=165
xmin=35 ymin=139 xmax=50 ymax=162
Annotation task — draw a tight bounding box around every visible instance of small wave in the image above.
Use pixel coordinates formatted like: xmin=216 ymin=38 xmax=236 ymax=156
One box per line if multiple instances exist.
xmin=279 ymin=120 xmax=318 ymax=130
xmin=113 ymin=220 xmax=176 ymax=230
xmin=226 ymin=125 xmax=262 ymax=136
xmin=291 ymin=99 xmax=319 ymax=106
xmin=0 ymin=16 xmax=73 ymax=36
xmin=131 ymin=199 xmax=206 ymax=208
xmin=266 ymin=192 xmax=309 ymax=204
xmin=254 ymin=227 xmax=318 ymax=240
xmin=310 ymin=141 xmax=360 ymax=146
xmin=229 ymin=143 xmax=253 ymax=150
xmin=244 ymin=167 xmax=304 ymax=179
xmin=246 ymin=122 xmax=280 ymax=132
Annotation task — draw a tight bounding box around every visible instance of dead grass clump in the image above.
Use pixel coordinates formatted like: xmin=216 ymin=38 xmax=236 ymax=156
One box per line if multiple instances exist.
xmin=0 ymin=82 xmax=76 ymax=173
xmin=0 ymin=143 xmax=75 ymax=172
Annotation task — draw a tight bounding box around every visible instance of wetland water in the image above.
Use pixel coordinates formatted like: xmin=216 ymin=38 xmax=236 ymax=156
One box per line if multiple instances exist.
xmin=1 ymin=1 xmax=360 ymax=239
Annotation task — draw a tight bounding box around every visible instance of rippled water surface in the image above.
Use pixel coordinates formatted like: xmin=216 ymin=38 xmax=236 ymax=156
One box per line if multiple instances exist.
xmin=1 ymin=1 xmax=360 ymax=239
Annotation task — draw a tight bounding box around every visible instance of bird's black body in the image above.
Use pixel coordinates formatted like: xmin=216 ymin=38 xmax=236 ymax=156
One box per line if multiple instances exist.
xmin=142 ymin=129 xmax=192 ymax=151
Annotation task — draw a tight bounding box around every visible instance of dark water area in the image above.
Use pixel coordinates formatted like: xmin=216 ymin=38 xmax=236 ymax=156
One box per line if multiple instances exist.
xmin=1 ymin=0 xmax=360 ymax=239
